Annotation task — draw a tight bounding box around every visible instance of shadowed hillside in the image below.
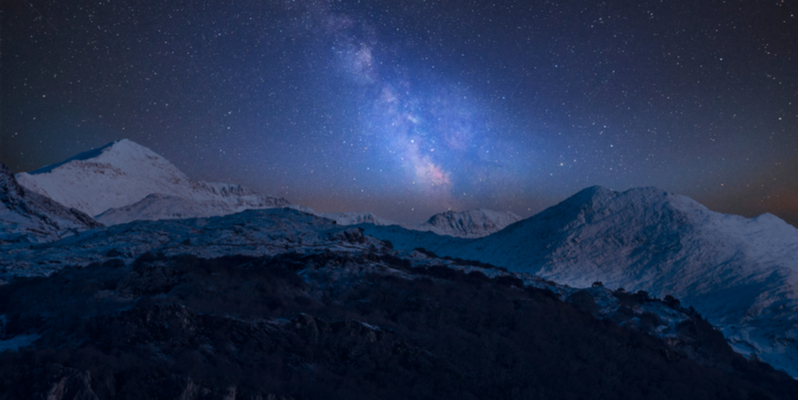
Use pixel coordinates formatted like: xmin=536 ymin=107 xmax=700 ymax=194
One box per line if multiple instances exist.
xmin=0 ymin=250 xmax=793 ymax=399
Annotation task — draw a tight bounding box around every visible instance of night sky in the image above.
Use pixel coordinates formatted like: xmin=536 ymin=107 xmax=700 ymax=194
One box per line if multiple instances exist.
xmin=2 ymin=0 xmax=797 ymax=226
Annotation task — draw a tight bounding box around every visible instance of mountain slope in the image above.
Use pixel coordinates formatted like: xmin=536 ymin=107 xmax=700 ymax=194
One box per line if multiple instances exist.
xmin=359 ymin=186 xmax=799 ymax=377
xmin=15 ymin=139 xmax=290 ymax=223
xmin=0 ymin=161 xmax=101 ymax=244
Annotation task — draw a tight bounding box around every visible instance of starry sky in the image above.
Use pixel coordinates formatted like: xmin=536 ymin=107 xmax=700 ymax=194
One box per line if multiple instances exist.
xmin=2 ymin=0 xmax=797 ymax=226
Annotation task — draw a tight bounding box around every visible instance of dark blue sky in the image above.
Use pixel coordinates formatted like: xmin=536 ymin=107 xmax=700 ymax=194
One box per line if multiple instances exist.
xmin=2 ymin=0 xmax=797 ymax=225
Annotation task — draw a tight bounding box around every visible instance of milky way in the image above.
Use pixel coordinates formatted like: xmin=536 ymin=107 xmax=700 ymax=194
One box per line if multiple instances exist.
xmin=288 ymin=0 xmax=526 ymax=211
xmin=1 ymin=0 xmax=796 ymax=224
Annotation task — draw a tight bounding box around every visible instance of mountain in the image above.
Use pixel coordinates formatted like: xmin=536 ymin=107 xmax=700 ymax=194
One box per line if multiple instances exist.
xmin=294 ymin=207 xmax=518 ymax=238
xmin=15 ymin=140 xmax=517 ymax=237
xmin=318 ymin=211 xmax=397 ymax=227
xmin=358 ymin=186 xmax=799 ymax=377
xmin=416 ymin=208 xmax=522 ymax=238
xmin=94 ymin=185 xmax=290 ymax=225
xmin=313 ymin=208 xmax=519 ymax=238
xmin=15 ymin=139 xmax=290 ymax=224
xmin=0 ymin=208 xmax=794 ymax=399
xmin=0 ymin=161 xmax=100 ymax=244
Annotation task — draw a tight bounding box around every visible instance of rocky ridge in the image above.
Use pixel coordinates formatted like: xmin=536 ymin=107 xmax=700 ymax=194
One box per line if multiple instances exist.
xmin=415 ymin=208 xmax=522 ymax=238
xmin=0 ymin=161 xmax=100 ymax=244
xmin=357 ymin=186 xmax=799 ymax=377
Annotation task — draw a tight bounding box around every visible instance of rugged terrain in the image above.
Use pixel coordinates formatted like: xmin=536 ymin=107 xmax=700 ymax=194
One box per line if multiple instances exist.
xmin=1 ymin=140 xmax=796 ymax=397
xmin=0 ymin=208 xmax=795 ymax=399
xmin=358 ymin=186 xmax=799 ymax=377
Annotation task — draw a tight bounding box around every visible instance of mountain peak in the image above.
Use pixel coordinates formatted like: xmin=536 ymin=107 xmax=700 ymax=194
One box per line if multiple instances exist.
xmin=563 ymin=185 xmax=617 ymax=205
xmin=27 ymin=139 xmax=165 ymax=175
xmin=15 ymin=139 xmax=192 ymax=216
xmin=417 ymin=208 xmax=522 ymax=238
xmin=15 ymin=139 xmax=291 ymax=222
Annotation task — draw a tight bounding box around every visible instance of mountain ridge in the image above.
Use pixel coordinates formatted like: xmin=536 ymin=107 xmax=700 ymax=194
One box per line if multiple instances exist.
xmin=0 ymin=161 xmax=101 ymax=244
xmin=16 ymin=140 xmax=516 ymax=238
xmin=415 ymin=208 xmax=522 ymax=238
xmin=358 ymin=186 xmax=799 ymax=377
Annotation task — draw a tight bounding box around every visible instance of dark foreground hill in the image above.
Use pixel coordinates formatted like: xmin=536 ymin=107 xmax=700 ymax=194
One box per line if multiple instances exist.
xmin=0 ymin=248 xmax=794 ymax=399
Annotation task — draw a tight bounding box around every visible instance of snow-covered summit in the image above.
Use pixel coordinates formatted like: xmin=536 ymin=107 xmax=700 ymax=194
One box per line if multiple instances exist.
xmin=0 ymin=161 xmax=100 ymax=243
xmin=359 ymin=186 xmax=799 ymax=377
xmin=16 ymin=139 xmax=190 ymax=217
xmin=15 ymin=139 xmax=290 ymax=224
xmin=416 ymin=208 xmax=522 ymax=238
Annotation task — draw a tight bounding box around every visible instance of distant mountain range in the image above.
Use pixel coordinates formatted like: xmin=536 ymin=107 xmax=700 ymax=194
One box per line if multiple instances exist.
xmin=13 ymin=139 xmax=518 ymax=238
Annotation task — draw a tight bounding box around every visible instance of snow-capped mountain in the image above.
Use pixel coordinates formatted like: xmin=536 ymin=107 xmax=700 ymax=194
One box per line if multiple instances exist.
xmin=15 ymin=139 xmax=290 ymax=224
xmin=415 ymin=208 xmax=522 ymax=238
xmin=358 ymin=186 xmax=799 ymax=377
xmin=0 ymin=161 xmax=100 ymax=244
xmin=14 ymin=140 xmax=518 ymax=237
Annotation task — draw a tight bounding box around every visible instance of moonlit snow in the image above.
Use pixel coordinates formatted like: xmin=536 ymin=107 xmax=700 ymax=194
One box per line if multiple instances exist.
xmin=2 ymin=139 xmax=797 ymax=378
